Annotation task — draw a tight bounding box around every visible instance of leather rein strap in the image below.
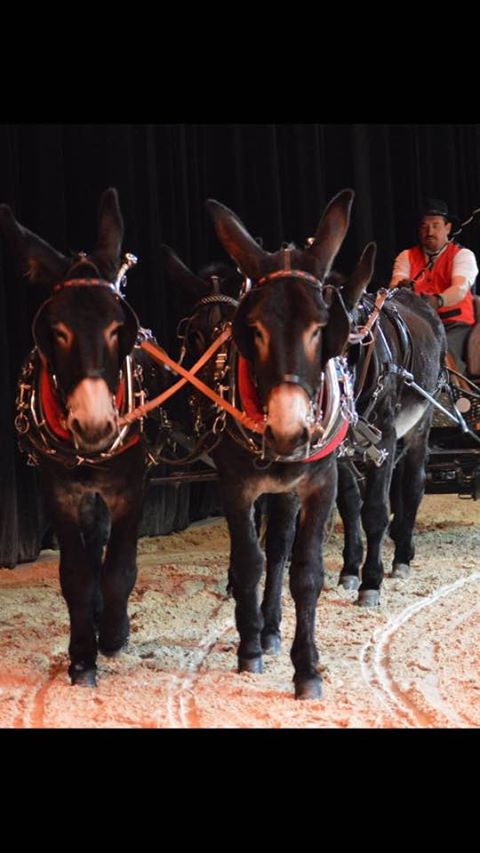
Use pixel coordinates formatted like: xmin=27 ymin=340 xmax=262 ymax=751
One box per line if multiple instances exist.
xmin=120 ymin=331 xmax=265 ymax=435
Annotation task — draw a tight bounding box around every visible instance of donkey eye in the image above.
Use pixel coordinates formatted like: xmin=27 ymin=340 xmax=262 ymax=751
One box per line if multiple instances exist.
xmin=53 ymin=328 xmax=69 ymax=344
xmin=107 ymin=323 xmax=122 ymax=343
xmin=252 ymin=326 xmax=264 ymax=341
xmin=311 ymin=326 xmax=322 ymax=340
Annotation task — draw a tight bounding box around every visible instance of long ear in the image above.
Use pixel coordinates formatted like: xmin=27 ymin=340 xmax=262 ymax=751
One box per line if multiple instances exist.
xmin=322 ymin=289 xmax=351 ymax=365
xmin=0 ymin=204 xmax=68 ymax=285
xmin=232 ymin=293 xmax=256 ymax=360
xmin=341 ymin=242 xmax=377 ymax=310
xmin=95 ymin=188 xmax=124 ymax=274
xmin=206 ymin=199 xmax=266 ymax=280
xmin=307 ymin=189 xmax=355 ymax=279
xmin=161 ymin=244 xmax=210 ymax=301
xmin=321 ymin=242 xmax=377 ymax=364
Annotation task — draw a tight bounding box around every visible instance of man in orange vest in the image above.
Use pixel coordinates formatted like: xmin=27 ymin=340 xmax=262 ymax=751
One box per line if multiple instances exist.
xmin=389 ymin=198 xmax=478 ymax=374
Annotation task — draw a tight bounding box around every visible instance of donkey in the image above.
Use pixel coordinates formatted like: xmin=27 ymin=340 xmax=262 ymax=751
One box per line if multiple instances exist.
xmin=196 ymin=189 xmax=377 ymax=699
xmin=336 ymin=286 xmax=446 ymax=602
xmin=0 ymin=189 xmax=165 ymax=686
xmin=162 ymin=245 xmax=295 ymax=602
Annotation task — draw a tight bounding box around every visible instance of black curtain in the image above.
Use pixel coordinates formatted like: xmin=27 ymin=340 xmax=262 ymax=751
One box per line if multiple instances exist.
xmin=2 ymin=123 xmax=480 ymax=566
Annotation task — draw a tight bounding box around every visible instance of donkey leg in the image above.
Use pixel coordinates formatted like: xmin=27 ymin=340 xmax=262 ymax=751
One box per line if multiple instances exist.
xmin=358 ymin=441 xmax=396 ymax=607
xmin=336 ymin=462 xmax=363 ymax=590
xmin=56 ymin=525 xmax=100 ymax=687
xmin=78 ymin=493 xmax=111 ymax=630
xmin=98 ymin=510 xmax=142 ymax=656
xmin=261 ymin=492 xmax=299 ymax=655
xmin=222 ymin=489 xmax=265 ymax=674
xmin=97 ymin=449 xmax=146 ymax=655
xmin=290 ymin=465 xmax=336 ymax=700
xmin=390 ymin=419 xmax=431 ymax=578
xmin=226 ymin=498 xmax=263 ymax=596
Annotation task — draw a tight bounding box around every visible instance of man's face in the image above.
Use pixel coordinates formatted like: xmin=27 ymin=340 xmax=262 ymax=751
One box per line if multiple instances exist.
xmin=419 ymin=215 xmax=451 ymax=253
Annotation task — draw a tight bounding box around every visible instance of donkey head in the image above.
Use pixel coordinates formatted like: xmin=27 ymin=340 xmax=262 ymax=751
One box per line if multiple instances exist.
xmin=0 ymin=188 xmax=139 ymax=453
xmin=162 ymin=244 xmax=241 ymax=365
xmin=207 ymin=190 xmax=376 ymax=456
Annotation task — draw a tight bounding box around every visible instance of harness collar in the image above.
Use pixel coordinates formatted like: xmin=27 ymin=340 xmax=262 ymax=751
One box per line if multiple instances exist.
xmin=237 ymin=353 xmax=352 ymax=463
xmin=16 ymin=349 xmax=143 ymax=467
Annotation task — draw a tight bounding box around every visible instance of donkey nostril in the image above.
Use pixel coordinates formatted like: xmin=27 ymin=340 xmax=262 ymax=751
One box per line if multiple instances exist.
xmin=69 ymin=417 xmax=115 ymax=444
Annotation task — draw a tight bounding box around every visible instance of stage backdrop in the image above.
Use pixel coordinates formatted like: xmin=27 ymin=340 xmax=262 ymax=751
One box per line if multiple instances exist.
xmin=1 ymin=124 xmax=480 ymax=566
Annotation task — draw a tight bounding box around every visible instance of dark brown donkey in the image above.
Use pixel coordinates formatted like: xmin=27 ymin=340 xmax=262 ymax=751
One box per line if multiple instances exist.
xmin=0 ymin=189 xmax=166 ymax=686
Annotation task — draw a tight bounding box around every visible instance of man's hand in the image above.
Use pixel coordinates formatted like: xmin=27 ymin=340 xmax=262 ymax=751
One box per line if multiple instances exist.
xmin=395 ymin=278 xmax=415 ymax=289
xmin=421 ymin=294 xmax=440 ymax=310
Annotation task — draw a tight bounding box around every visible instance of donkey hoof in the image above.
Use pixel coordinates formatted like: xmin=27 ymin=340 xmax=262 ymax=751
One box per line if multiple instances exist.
xmin=238 ymin=656 xmax=263 ymax=674
xmin=99 ymin=638 xmax=129 ymax=657
xmin=69 ymin=664 xmax=97 ymax=687
xmin=391 ymin=563 xmax=410 ymax=579
xmin=357 ymin=589 xmax=381 ymax=607
xmin=294 ymin=677 xmax=322 ymax=701
xmin=261 ymin=633 xmax=282 ymax=655
xmin=339 ymin=574 xmax=360 ymax=591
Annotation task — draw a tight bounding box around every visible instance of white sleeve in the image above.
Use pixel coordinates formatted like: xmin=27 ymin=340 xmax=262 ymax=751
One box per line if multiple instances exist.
xmin=390 ymin=250 xmax=411 ymax=282
xmin=452 ymin=247 xmax=478 ymax=287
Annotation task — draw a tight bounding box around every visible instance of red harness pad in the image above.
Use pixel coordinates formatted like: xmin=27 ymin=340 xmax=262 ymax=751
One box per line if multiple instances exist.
xmin=39 ymin=365 xmax=127 ymax=444
xmin=237 ymin=355 xmax=348 ymax=463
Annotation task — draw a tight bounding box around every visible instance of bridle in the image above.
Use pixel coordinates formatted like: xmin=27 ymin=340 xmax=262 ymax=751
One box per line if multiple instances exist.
xmin=15 ymin=253 xmax=145 ymax=467
xmin=243 ymin=245 xmax=347 ymax=402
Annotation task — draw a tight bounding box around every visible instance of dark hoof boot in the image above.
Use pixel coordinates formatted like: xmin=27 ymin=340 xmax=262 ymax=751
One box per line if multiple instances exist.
xmin=261 ymin=632 xmax=282 ymax=655
xmin=357 ymin=589 xmax=381 ymax=607
xmin=294 ymin=676 xmax=322 ymax=701
xmin=391 ymin=562 xmax=410 ymax=579
xmin=69 ymin=663 xmax=97 ymax=687
xmin=238 ymin=656 xmax=263 ymax=674
xmin=339 ymin=574 xmax=360 ymax=591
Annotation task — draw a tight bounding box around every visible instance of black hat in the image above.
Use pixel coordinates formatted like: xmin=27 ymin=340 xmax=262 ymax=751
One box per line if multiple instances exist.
xmin=419 ymin=198 xmax=459 ymax=227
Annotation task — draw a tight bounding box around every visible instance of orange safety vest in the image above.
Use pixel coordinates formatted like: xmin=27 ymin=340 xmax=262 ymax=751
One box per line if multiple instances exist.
xmin=408 ymin=243 xmax=475 ymax=325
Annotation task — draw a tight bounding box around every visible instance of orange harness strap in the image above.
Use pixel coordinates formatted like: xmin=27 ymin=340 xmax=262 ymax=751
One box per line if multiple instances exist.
xmin=120 ymin=327 xmax=264 ymax=433
xmin=120 ymin=331 xmax=265 ymax=435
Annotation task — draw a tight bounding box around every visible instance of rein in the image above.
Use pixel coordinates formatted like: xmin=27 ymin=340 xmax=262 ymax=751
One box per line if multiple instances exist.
xmin=137 ymin=336 xmax=265 ymax=435
xmin=119 ymin=326 xmax=235 ymax=426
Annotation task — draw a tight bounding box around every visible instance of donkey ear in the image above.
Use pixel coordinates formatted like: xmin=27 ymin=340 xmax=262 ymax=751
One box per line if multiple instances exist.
xmin=307 ymin=189 xmax=355 ymax=279
xmin=341 ymin=242 xmax=377 ymax=310
xmin=0 ymin=204 xmax=68 ymax=285
xmin=322 ymin=289 xmax=352 ymax=365
xmin=232 ymin=292 xmax=256 ymax=361
xmin=206 ymin=199 xmax=266 ymax=280
xmin=95 ymin=188 xmax=124 ymax=274
xmin=161 ymin=244 xmax=210 ymax=301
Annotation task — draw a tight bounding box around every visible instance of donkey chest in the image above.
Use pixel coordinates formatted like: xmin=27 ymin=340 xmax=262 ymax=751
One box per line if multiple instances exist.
xmin=242 ymin=461 xmax=333 ymax=502
xmin=41 ymin=463 xmax=137 ymax=522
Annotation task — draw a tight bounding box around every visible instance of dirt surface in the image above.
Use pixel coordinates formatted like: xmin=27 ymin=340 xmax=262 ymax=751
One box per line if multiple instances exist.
xmin=1 ymin=494 xmax=480 ymax=728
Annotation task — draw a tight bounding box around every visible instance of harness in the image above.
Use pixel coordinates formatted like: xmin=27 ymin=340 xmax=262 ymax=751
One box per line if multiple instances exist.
xmin=123 ymin=249 xmax=357 ymax=466
xmin=14 ymin=253 xmax=148 ymax=469
xmin=15 ymin=348 xmax=145 ymax=468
